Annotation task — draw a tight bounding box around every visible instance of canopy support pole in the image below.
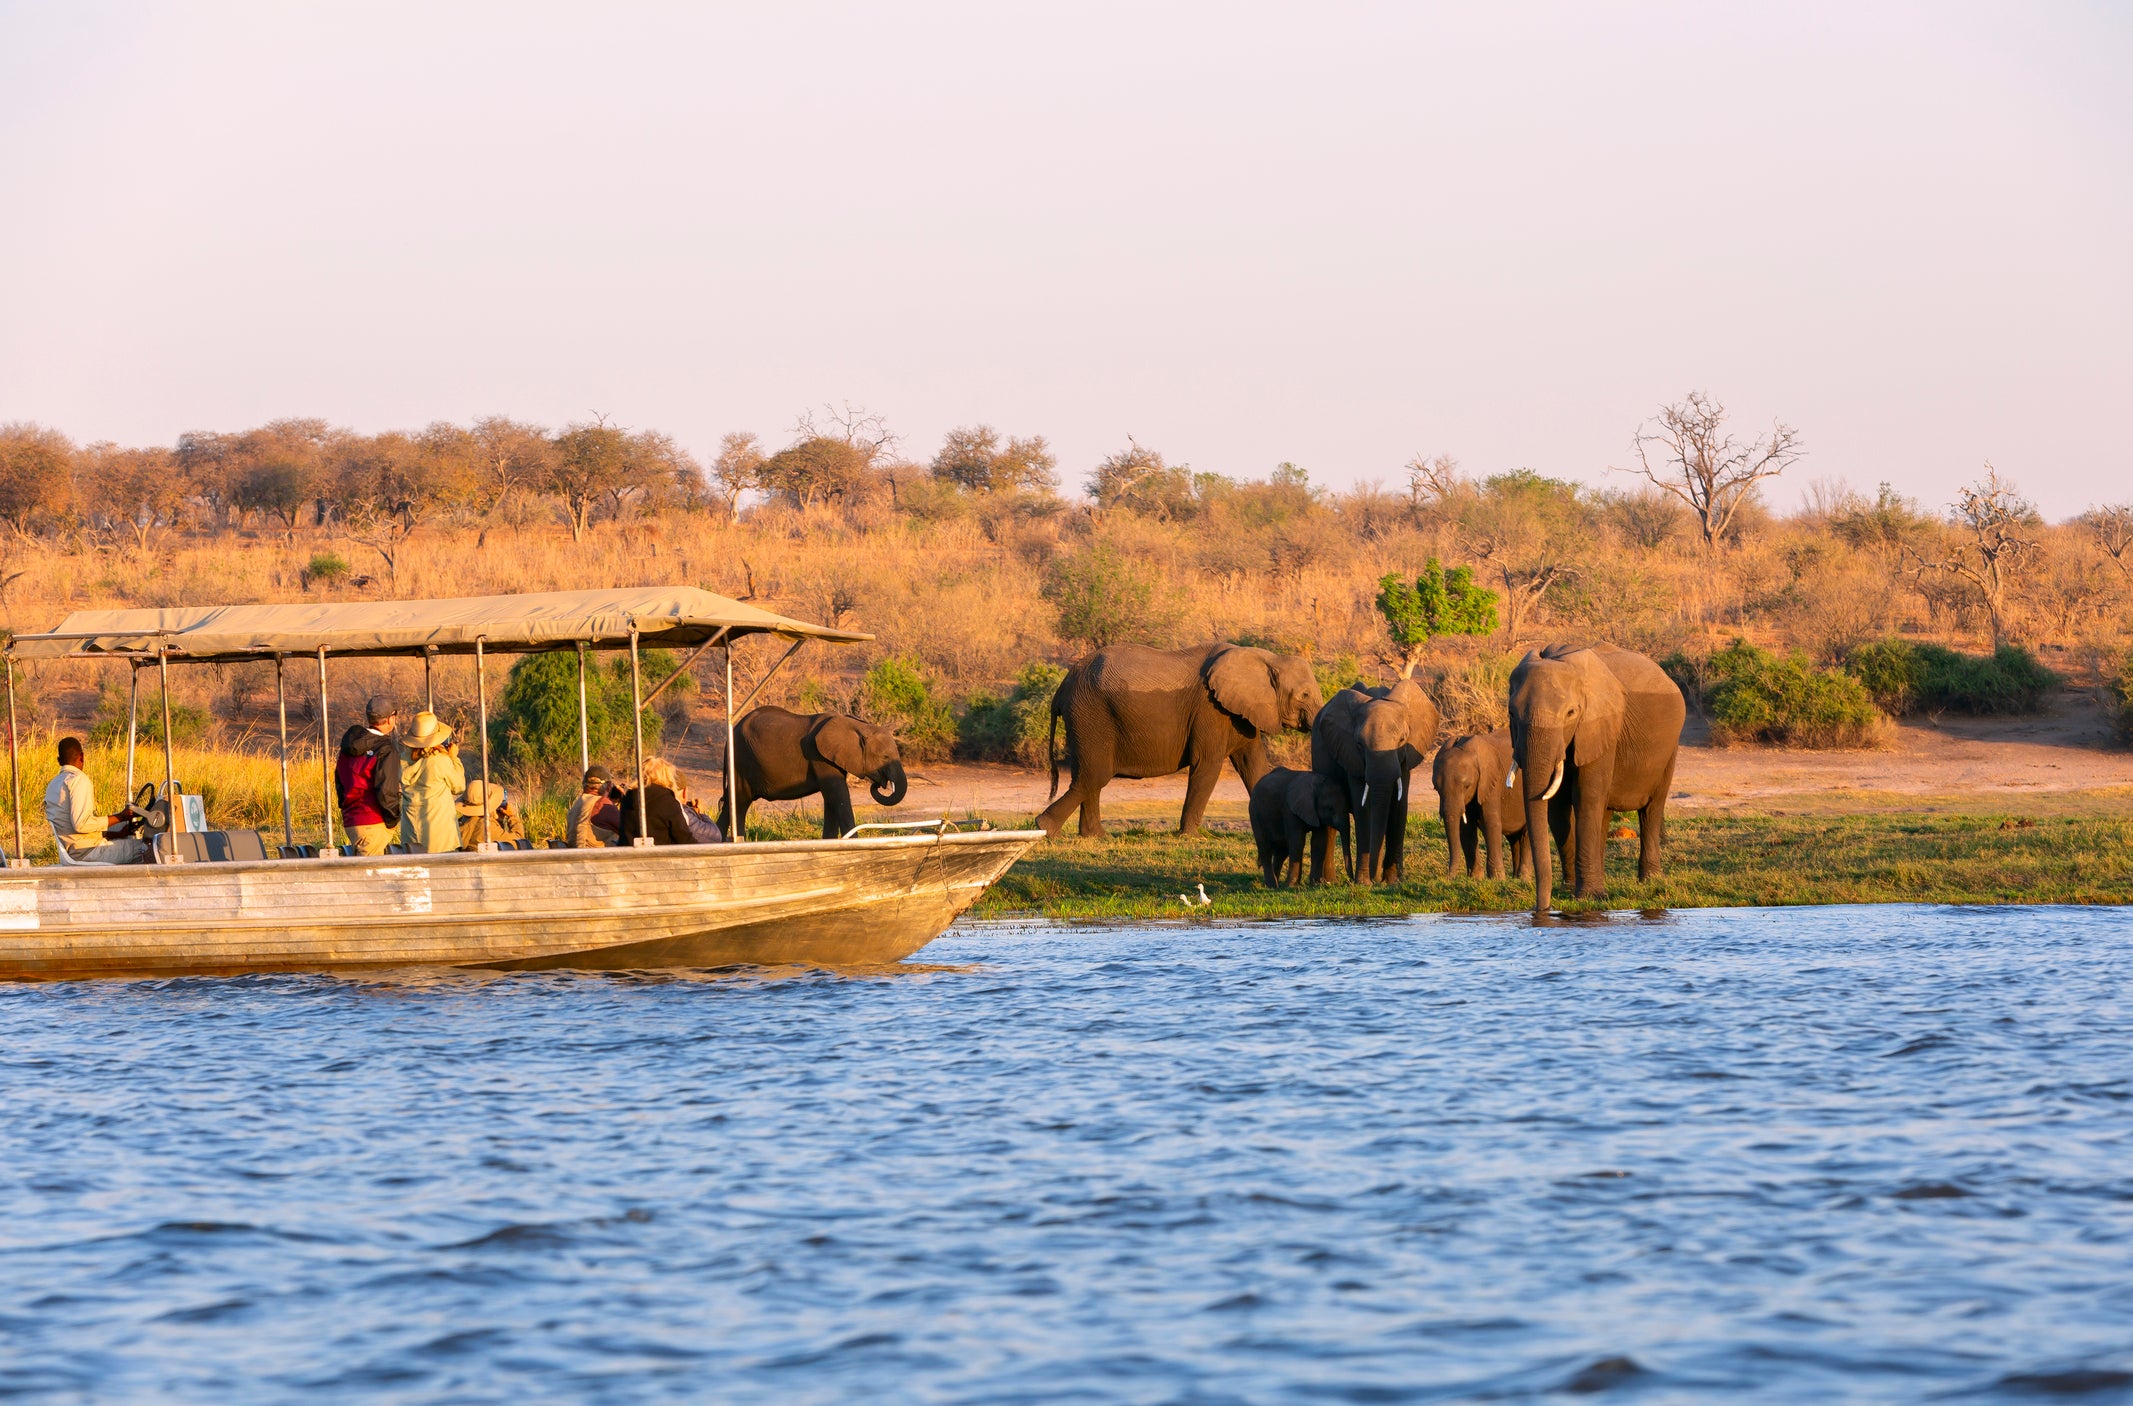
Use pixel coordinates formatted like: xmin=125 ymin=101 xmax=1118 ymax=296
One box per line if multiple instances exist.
xmin=5 ymin=655 xmax=22 ymax=867
xmin=576 ymin=643 xmax=590 ymax=775
xmin=725 ymin=645 xmax=739 ymax=844
xmin=158 ymin=649 xmax=175 ymax=809
xmin=629 ymin=629 xmax=648 ymax=846
xmin=637 ymin=628 xmax=728 ymax=713
xmin=126 ymin=662 xmax=138 ymax=799
xmin=316 ymin=648 xmax=335 ymax=855
xmin=476 ymin=637 xmax=492 ymax=850
xmin=275 ymin=656 xmax=293 ymax=848
xmin=424 ymin=647 xmax=436 ymax=714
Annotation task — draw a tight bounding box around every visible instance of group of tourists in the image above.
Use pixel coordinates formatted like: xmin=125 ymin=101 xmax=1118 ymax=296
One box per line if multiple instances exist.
xmin=40 ymin=695 xmax=725 ymax=863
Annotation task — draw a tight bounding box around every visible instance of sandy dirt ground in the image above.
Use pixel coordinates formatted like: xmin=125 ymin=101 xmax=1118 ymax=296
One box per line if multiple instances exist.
xmin=713 ymin=693 xmax=2133 ymax=830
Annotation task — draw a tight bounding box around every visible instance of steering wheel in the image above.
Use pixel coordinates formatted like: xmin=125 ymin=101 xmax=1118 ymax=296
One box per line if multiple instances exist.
xmin=134 ymin=782 xmax=174 ymax=839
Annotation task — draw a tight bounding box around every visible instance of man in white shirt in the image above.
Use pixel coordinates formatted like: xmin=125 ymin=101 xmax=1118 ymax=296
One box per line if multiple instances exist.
xmin=44 ymin=736 xmax=148 ymax=864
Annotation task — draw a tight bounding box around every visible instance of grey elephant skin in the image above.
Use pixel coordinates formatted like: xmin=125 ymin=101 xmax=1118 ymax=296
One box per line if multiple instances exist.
xmin=1040 ymin=643 xmax=1323 ymax=838
xmin=1248 ymin=767 xmax=1350 ymax=887
xmin=1507 ymin=644 xmax=1685 ymax=913
xmin=718 ymin=706 xmax=909 ymax=841
xmin=1310 ymin=679 xmax=1441 ymax=884
xmin=1432 ymin=729 xmax=1529 ymax=880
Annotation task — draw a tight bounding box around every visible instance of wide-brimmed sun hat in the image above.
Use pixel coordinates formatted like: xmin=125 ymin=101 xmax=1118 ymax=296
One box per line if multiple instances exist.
xmin=403 ymin=711 xmax=453 ymax=749
xmin=458 ymin=779 xmax=506 ymax=816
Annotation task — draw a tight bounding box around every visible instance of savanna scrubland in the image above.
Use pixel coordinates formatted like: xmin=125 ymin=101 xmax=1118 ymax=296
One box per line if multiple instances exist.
xmin=2 ymin=396 xmax=2131 ymax=891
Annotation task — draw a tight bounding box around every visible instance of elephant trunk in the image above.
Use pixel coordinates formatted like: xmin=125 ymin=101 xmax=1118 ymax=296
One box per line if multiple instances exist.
xmin=1518 ymin=728 xmax=1569 ymax=914
xmin=1356 ymin=754 xmax=1401 ymax=884
xmin=869 ymin=759 xmax=908 ymax=807
xmin=1442 ymin=790 xmax=1463 ymax=877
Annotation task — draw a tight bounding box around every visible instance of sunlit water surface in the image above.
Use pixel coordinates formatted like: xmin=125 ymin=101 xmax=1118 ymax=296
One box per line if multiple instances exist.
xmin=3 ymin=907 xmax=2131 ymax=1403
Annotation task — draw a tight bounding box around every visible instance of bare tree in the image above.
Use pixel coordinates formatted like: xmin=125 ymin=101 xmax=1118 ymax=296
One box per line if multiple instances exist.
xmin=1904 ymin=465 xmax=2038 ymax=648
xmin=1404 ymin=452 xmax=1462 ymax=519
xmin=793 ymin=402 xmax=899 ymax=463
xmin=1625 ymin=392 xmax=1803 ymax=552
xmin=468 ymin=416 xmax=553 ymax=524
xmin=2079 ymin=503 xmax=2133 ymax=581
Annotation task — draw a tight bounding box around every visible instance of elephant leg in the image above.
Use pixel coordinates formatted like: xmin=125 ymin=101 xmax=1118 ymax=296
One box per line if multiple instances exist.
xmin=1470 ymin=803 xmax=1491 ymax=879
xmin=1639 ymin=753 xmax=1676 ymax=882
xmin=1383 ymin=794 xmax=1408 ymax=885
xmin=1308 ymin=824 xmax=1332 ymax=886
xmin=1574 ymin=784 xmax=1609 ymax=900
xmin=1258 ymin=836 xmax=1280 ymax=887
xmin=821 ymin=776 xmax=857 ymax=840
xmin=1444 ymin=804 xmax=1464 ymax=877
xmin=1548 ymin=798 xmax=1576 ymax=893
xmin=1178 ymin=758 xmax=1227 ymax=837
xmin=1510 ymin=829 xmax=1528 ymax=879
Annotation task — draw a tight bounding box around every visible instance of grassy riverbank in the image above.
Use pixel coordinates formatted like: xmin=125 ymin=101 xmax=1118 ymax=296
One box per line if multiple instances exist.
xmin=972 ymin=804 xmax=2133 ymax=918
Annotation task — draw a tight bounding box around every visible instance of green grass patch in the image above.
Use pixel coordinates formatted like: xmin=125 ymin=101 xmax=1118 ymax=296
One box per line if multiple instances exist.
xmin=976 ymin=811 xmax=2133 ymax=918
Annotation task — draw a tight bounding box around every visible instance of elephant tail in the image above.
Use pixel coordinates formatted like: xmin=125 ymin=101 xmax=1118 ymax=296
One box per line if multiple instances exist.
xmin=1047 ymin=704 xmax=1062 ymax=801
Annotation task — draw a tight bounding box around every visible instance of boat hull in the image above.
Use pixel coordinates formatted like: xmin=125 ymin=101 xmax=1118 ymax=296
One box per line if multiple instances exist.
xmin=0 ymin=831 xmax=1042 ymax=981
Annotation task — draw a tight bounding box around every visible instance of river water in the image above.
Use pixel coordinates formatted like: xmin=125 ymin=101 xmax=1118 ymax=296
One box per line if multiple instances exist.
xmin=2 ymin=906 xmax=2130 ymax=1402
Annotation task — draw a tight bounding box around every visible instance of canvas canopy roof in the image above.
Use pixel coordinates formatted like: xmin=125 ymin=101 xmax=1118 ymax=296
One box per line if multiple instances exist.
xmin=8 ymin=586 xmax=872 ymax=663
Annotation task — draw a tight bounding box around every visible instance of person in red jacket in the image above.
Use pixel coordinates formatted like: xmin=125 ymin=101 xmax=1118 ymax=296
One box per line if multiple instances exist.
xmin=335 ymin=697 xmax=403 ymax=854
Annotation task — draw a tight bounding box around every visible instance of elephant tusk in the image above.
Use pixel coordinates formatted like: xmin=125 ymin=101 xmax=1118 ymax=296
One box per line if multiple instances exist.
xmin=1359 ymin=784 xmax=1369 ymax=808
xmin=1505 ymin=767 xmax=1518 ymax=790
xmin=1539 ymin=759 xmax=1565 ymax=801
xmin=1396 ymin=777 xmax=1403 ymax=801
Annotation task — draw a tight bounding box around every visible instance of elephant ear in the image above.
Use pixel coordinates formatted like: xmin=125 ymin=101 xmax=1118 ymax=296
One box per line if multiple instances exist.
xmin=1571 ymin=651 xmax=1628 ymax=765
xmin=1383 ymin=678 xmax=1442 ymax=764
xmin=1203 ymin=647 xmax=1279 ymax=735
xmin=809 ymin=715 xmax=870 ymax=776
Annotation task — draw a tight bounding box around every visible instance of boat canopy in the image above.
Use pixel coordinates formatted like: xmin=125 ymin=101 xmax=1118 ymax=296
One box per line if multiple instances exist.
xmin=8 ymin=586 xmax=872 ymax=663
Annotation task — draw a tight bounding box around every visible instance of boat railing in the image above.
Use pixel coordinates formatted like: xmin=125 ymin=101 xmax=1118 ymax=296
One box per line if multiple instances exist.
xmin=840 ymin=818 xmax=995 ymax=840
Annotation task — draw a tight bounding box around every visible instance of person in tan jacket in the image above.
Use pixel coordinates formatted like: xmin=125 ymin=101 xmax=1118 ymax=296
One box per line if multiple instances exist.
xmin=566 ymin=765 xmax=621 ymax=847
xmin=457 ymin=779 xmax=526 ymax=850
xmin=397 ymin=713 xmax=466 ymax=855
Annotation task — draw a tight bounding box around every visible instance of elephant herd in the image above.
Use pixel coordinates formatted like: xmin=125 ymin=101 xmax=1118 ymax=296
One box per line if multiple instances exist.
xmin=714 ymin=637 xmax=1685 ymax=914
xmin=1037 ymin=639 xmax=1686 ymax=913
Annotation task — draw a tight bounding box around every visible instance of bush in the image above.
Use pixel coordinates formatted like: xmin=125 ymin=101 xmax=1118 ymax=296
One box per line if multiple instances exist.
xmin=859 ymin=656 xmax=956 ymax=760
xmin=302 ymin=551 xmax=351 ymax=591
xmin=1844 ymin=639 xmax=2058 ymax=716
xmin=1697 ymin=639 xmax=1885 ymax=748
xmin=1313 ymin=653 xmax=1365 ymax=701
xmin=1042 ymin=542 xmax=1160 ymax=650
xmin=89 ymin=682 xmax=211 ymax=748
xmin=491 ymin=647 xmax=688 ymax=784
xmin=959 ymin=661 xmax=1067 ymax=766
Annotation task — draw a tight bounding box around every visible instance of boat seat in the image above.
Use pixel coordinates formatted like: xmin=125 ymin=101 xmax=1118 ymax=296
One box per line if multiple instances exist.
xmin=278 ymin=843 xmax=320 ymax=860
xmin=546 ymin=840 xmax=571 ymax=850
xmin=515 ymin=839 xmax=537 ymax=851
xmin=385 ymin=843 xmax=408 ymax=855
xmin=165 ymin=830 xmax=274 ymax=863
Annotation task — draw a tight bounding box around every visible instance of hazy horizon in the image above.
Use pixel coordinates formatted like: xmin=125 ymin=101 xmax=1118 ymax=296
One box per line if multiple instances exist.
xmin=3 ymin=2 xmax=2127 ymax=516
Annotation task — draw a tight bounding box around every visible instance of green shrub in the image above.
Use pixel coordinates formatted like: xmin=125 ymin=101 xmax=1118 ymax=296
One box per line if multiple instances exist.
xmin=491 ymin=647 xmax=687 ymax=782
xmin=859 ymin=656 xmax=957 ymax=760
xmin=89 ymin=683 xmax=211 ymax=749
xmin=1313 ymin=653 xmax=1365 ymax=701
xmin=302 ymin=551 xmax=351 ymax=591
xmin=1042 ymin=542 xmax=1160 ymax=649
xmin=959 ymin=661 xmax=1068 ymax=766
xmin=1697 ymin=639 xmax=1884 ymax=748
xmin=1844 ymin=639 xmax=2058 ymax=716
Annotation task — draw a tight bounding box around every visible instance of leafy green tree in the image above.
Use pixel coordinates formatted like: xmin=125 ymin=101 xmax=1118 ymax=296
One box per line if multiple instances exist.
xmin=491 ymin=648 xmax=689 ymax=782
xmin=1375 ymin=558 xmax=1498 ymax=676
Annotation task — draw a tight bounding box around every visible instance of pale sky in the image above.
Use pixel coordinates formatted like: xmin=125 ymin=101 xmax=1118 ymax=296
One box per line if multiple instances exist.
xmin=3 ymin=2 xmax=2128 ymax=516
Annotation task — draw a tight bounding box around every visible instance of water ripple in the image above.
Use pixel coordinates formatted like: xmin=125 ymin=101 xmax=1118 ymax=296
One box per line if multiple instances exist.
xmin=1 ymin=904 xmax=2129 ymax=1402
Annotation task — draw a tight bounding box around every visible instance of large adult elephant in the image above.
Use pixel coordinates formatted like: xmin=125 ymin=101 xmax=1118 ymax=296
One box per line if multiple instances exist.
xmin=1310 ymin=678 xmax=1441 ymax=883
xmin=718 ymin=706 xmax=908 ymax=841
xmin=1039 ymin=642 xmax=1323 ymax=838
xmin=1507 ymin=644 xmax=1685 ymax=913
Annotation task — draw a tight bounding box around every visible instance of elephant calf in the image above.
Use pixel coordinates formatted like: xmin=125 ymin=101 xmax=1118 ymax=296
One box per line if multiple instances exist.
xmin=718 ymin=706 xmax=909 ymax=841
xmin=1432 ymin=730 xmax=1529 ymax=880
xmin=1248 ymin=767 xmax=1350 ymax=888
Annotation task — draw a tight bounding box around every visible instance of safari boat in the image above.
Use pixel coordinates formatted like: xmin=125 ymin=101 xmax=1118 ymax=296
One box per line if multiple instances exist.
xmin=0 ymin=587 xmax=1041 ymax=981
